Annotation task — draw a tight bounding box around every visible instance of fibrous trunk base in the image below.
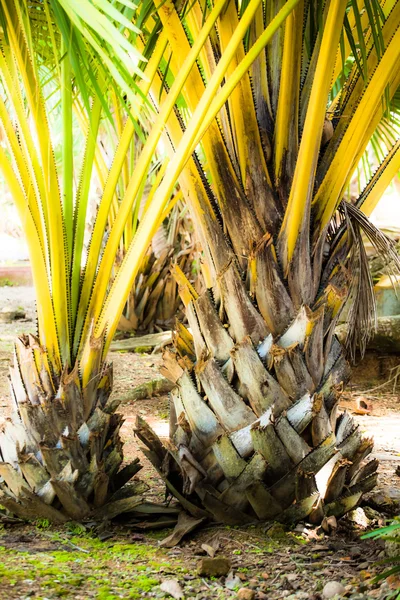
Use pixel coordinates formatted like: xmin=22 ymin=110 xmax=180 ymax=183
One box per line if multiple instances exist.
xmin=0 ymin=334 xmax=143 ymax=522
xmin=136 ymin=283 xmax=378 ymax=525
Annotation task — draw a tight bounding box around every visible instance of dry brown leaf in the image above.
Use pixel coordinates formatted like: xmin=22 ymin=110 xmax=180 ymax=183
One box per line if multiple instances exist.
xmin=160 ymin=579 xmax=184 ymax=599
xmin=160 ymin=511 xmax=206 ymax=547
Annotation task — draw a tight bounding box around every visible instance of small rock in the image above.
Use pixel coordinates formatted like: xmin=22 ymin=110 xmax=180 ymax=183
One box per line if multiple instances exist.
xmin=369 ymin=487 xmax=400 ymax=510
xmin=357 ymin=562 xmax=369 ymax=570
xmin=261 ymin=572 xmax=269 ymax=580
xmin=363 ymin=506 xmax=381 ymax=521
xmin=349 ymin=546 xmax=362 ymax=558
xmin=197 ymin=557 xmax=231 ymax=578
xmin=347 ymin=508 xmax=370 ymax=528
xmin=0 ymin=307 xmax=25 ymax=323
xmin=257 ymin=593 xmax=268 ymax=600
xmin=322 ymin=581 xmax=346 ymax=599
xmin=285 ymin=574 xmax=298 ymax=582
xmin=237 ymin=589 xmax=256 ymax=600
xmin=388 ymin=487 xmax=400 ymax=502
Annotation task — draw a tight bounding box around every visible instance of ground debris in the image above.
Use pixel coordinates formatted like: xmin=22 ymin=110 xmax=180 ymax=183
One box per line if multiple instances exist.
xmin=347 ymin=508 xmax=370 ymax=528
xmin=111 ymin=330 xmax=173 ymax=353
xmin=197 ymin=556 xmax=231 ymax=577
xmin=160 ymin=579 xmax=184 ymax=599
xmin=321 ymin=515 xmax=337 ymax=533
xmin=368 ymin=486 xmax=400 ymax=511
xmin=119 ymin=377 xmax=174 ymax=404
xmin=200 ymin=532 xmax=221 ymax=558
xmin=225 ymin=570 xmax=242 ymax=589
xmin=352 ymin=396 xmax=373 ymax=415
xmin=0 ymin=306 xmax=26 ymax=323
xmin=237 ymin=588 xmax=256 ymax=600
xmin=160 ymin=512 xmax=206 ymax=548
xmin=322 ymin=581 xmax=346 ymax=598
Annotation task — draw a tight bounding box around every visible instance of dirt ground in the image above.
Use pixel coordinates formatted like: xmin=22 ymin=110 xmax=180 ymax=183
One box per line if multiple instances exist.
xmin=0 ymin=286 xmax=399 ymax=600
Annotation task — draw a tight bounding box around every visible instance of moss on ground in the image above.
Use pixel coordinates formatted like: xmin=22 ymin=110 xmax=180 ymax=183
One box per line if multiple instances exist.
xmin=0 ymin=528 xmax=182 ymax=599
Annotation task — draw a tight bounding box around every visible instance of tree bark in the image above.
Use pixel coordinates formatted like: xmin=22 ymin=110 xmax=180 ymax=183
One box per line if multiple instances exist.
xmin=136 ymin=266 xmax=378 ymax=524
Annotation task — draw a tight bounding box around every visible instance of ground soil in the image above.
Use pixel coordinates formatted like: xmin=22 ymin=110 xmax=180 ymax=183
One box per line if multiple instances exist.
xmin=0 ymin=286 xmax=399 ymax=600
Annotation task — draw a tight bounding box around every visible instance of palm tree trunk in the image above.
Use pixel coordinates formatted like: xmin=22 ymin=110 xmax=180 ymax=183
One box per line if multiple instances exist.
xmin=136 ymin=251 xmax=378 ymax=524
xmin=0 ymin=334 xmax=142 ymax=522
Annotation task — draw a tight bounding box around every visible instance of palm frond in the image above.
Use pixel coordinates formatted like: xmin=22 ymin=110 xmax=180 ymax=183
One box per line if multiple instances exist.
xmin=2 ymin=0 xmax=150 ymax=112
xmin=325 ymin=201 xmax=400 ymax=360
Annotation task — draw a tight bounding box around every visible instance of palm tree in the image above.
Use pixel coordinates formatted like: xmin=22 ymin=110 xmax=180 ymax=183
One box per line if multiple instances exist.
xmin=0 ymin=0 xmax=159 ymax=521
xmin=0 ymin=0 xmax=296 ymax=521
xmin=135 ymin=0 xmax=400 ymax=525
